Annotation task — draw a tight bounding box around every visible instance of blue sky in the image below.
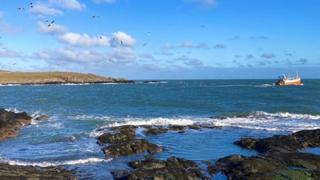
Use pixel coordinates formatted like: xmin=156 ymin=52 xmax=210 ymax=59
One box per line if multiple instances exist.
xmin=0 ymin=0 xmax=319 ymax=79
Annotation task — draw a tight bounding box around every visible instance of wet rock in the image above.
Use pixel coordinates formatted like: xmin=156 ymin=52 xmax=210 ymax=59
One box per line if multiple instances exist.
xmin=144 ymin=126 xmax=168 ymax=135
xmin=97 ymin=126 xmax=163 ymax=157
xmin=0 ymin=109 xmax=32 ymax=141
xmin=235 ymin=129 xmax=320 ymax=153
xmin=34 ymin=114 xmax=49 ymax=121
xmin=188 ymin=125 xmax=202 ymax=130
xmin=208 ymin=153 xmax=320 ymax=179
xmin=211 ymin=129 xmax=320 ymax=179
xmin=169 ymin=125 xmax=187 ymax=133
xmin=113 ymin=157 xmax=208 ymax=180
xmin=0 ymin=163 xmax=76 ymax=180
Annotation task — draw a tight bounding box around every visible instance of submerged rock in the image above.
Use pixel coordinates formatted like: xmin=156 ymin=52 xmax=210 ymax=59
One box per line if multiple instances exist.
xmin=113 ymin=157 xmax=208 ymax=180
xmin=0 ymin=163 xmax=76 ymax=180
xmin=0 ymin=109 xmax=32 ymax=141
xmin=97 ymin=126 xmax=163 ymax=157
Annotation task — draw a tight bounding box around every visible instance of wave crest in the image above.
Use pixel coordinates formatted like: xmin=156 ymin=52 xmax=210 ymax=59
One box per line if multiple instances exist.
xmin=90 ymin=111 xmax=320 ymax=134
xmin=0 ymin=157 xmax=112 ymax=167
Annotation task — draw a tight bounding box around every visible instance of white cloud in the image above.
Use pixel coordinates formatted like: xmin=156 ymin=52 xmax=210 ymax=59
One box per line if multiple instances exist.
xmin=0 ymin=11 xmax=4 ymax=18
xmin=49 ymin=0 xmax=86 ymax=10
xmin=37 ymin=21 xmax=68 ymax=34
xmin=180 ymin=41 xmax=209 ymax=49
xmin=0 ymin=48 xmax=22 ymax=58
xmin=185 ymin=0 xmax=216 ymax=7
xmin=35 ymin=48 xmax=107 ymax=63
xmin=109 ymin=47 xmax=136 ymax=63
xmin=59 ymin=32 xmax=109 ymax=47
xmin=111 ymin=32 xmax=136 ymax=47
xmin=30 ymin=3 xmax=63 ymax=16
xmin=94 ymin=0 xmax=117 ymax=4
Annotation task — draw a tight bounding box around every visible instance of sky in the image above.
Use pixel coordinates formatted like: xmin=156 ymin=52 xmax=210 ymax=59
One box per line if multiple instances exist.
xmin=0 ymin=0 xmax=319 ymax=79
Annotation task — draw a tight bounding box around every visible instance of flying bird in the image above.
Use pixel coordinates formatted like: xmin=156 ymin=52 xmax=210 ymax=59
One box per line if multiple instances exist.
xmin=29 ymin=2 xmax=34 ymax=8
xmin=17 ymin=7 xmax=25 ymax=11
xmin=92 ymin=15 xmax=100 ymax=19
xmin=142 ymin=42 xmax=148 ymax=47
xmin=48 ymin=20 xmax=55 ymax=27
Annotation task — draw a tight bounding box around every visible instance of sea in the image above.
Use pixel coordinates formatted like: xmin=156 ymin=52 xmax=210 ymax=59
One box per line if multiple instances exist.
xmin=0 ymin=80 xmax=320 ymax=179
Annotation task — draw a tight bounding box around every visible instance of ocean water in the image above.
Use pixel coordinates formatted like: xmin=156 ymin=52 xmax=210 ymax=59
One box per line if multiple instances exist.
xmin=0 ymin=80 xmax=320 ymax=179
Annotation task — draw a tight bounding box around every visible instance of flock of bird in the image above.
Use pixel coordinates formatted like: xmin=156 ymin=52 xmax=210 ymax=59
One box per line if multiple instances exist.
xmin=1 ymin=2 xmax=207 ymax=68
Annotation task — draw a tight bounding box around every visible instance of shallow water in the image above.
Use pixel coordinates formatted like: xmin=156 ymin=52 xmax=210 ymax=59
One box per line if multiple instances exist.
xmin=0 ymin=80 xmax=319 ymax=179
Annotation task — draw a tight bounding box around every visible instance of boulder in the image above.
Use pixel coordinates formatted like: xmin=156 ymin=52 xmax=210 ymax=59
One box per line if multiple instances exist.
xmin=113 ymin=157 xmax=208 ymax=180
xmin=0 ymin=109 xmax=32 ymax=141
xmin=235 ymin=129 xmax=320 ymax=153
xmin=0 ymin=163 xmax=76 ymax=180
xmin=97 ymin=126 xmax=163 ymax=157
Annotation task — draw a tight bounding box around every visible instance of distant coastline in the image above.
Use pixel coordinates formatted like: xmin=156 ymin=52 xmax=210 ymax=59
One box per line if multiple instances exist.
xmin=0 ymin=70 xmax=133 ymax=85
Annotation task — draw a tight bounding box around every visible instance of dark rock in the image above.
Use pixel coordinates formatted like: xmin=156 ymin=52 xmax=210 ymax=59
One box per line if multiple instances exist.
xmin=188 ymin=125 xmax=202 ymax=130
xmin=212 ymin=129 xmax=320 ymax=179
xmin=208 ymin=153 xmax=320 ymax=179
xmin=103 ymin=139 xmax=163 ymax=157
xmin=235 ymin=129 xmax=320 ymax=153
xmin=144 ymin=126 xmax=168 ymax=135
xmin=0 ymin=163 xmax=75 ymax=179
xmin=169 ymin=125 xmax=187 ymax=133
xmin=0 ymin=109 xmax=32 ymax=141
xmin=113 ymin=157 xmax=208 ymax=180
xmin=34 ymin=114 xmax=49 ymax=121
xmin=97 ymin=126 xmax=163 ymax=157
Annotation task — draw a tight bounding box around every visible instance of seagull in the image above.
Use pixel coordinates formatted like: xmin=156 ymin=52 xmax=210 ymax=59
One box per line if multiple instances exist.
xmin=29 ymin=2 xmax=34 ymax=8
xmin=48 ymin=20 xmax=55 ymax=27
xmin=17 ymin=7 xmax=25 ymax=11
xmin=92 ymin=15 xmax=100 ymax=19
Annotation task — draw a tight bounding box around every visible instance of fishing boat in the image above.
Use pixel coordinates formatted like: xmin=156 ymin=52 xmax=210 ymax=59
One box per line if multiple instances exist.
xmin=275 ymin=73 xmax=303 ymax=86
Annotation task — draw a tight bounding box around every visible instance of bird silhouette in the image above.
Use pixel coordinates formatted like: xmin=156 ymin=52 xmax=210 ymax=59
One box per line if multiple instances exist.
xmin=92 ymin=15 xmax=100 ymax=19
xmin=29 ymin=2 xmax=34 ymax=8
xmin=48 ymin=20 xmax=55 ymax=27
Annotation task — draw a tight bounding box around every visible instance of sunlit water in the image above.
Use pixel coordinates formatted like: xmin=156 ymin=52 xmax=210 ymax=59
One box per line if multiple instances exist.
xmin=0 ymin=80 xmax=319 ymax=179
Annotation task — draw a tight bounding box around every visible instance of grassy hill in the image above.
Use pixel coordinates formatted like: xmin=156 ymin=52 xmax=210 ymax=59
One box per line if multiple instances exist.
xmin=0 ymin=71 xmax=133 ymax=85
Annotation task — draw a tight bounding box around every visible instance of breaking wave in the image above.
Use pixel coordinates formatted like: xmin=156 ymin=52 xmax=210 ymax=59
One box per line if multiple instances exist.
xmin=90 ymin=111 xmax=320 ymax=135
xmin=0 ymin=157 xmax=112 ymax=167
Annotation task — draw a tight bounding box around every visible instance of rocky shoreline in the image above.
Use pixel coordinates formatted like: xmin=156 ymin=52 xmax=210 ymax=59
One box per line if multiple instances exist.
xmin=96 ymin=125 xmax=320 ymax=180
xmin=2 ymin=108 xmax=320 ymax=179
xmin=0 ymin=109 xmax=75 ymax=179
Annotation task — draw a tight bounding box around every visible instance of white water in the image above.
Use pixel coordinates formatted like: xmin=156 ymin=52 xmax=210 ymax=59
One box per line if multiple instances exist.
xmin=87 ymin=111 xmax=320 ymax=136
xmin=0 ymin=157 xmax=112 ymax=167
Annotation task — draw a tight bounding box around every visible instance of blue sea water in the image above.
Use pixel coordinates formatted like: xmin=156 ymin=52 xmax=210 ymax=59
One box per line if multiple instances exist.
xmin=0 ymin=80 xmax=320 ymax=179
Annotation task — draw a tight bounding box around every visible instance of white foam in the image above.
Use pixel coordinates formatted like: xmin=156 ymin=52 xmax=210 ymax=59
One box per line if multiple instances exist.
xmin=0 ymin=84 xmax=21 ymax=87
xmin=5 ymin=108 xmax=21 ymax=113
xmin=69 ymin=115 xmax=111 ymax=121
xmin=0 ymin=157 xmax=112 ymax=167
xmin=109 ymin=117 xmax=199 ymax=127
xmin=91 ymin=112 xmax=320 ymax=133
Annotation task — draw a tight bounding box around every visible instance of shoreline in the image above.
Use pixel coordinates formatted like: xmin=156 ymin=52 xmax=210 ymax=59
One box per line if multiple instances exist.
xmin=0 ymin=109 xmax=76 ymax=179
xmin=1 ymin=108 xmax=320 ymax=179
xmin=0 ymin=71 xmax=134 ymax=85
